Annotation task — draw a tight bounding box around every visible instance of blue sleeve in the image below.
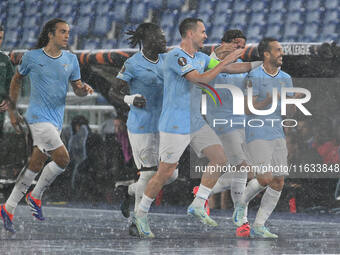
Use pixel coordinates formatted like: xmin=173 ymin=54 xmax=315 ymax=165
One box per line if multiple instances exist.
xmin=70 ymin=54 xmax=81 ymax=81
xmin=168 ymin=51 xmax=195 ymax=76
xmin=18 ymin=52 xmax=31 ymax=76
xmin=116 ymin=59 xmax=134 ymax=83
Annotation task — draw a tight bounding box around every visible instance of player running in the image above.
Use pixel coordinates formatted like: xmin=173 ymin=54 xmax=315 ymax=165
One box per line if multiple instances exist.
xmin=232 ymin=37 xmax=294 ymax=238
xmin=1 ymin=18 xmax=93 ymax=233
xmin=201 ymin=29 xmax=261 ymax=237
xmin=134 ymin=18 xmax=257 ymax=238
xmin=112 ymin=23 xmax=178 ymax=235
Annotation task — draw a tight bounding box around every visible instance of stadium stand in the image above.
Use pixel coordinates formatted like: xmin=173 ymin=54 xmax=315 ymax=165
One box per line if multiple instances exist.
xmin=1 ymin=0 xmax=339 ymax=50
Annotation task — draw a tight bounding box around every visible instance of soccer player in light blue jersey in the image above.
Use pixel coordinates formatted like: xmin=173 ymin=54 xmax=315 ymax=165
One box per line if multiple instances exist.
xmin=134 ymin=18 xmax=256 ymax=238
xmin=112 ymin=23 xmax=178 ymax=236
xmin=204 ymin=29 xmax=255 ymax=237
xmin=1 ymin=18 xmax=93 ymax=233
xmin=232 ymin=37 xmax=294 ymax=238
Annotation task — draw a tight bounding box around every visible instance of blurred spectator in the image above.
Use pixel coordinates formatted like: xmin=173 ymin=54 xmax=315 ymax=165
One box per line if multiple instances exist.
xmin=71 ymin=132 xmax=113 ymax=203
xmin=111 ymin=117 xmax=137 ymax=187
xmin=72 ymin=116 xmax=137 ymax=203
xmin=99 ymin=112 xmax=117 ymax=138
xmin=312 ymin=118 xmax=338 ymax=163
xmin=0 ymin=24 xmax=15 ymax=137
xmin=296 ymin=119 xmax=315 ymax=149
xmin=68 ymin=115 xmax=91 ymax=166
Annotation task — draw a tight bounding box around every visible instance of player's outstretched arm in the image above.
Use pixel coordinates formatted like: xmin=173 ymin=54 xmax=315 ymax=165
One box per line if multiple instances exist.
xmin=71 ymin=80 xmax=94 ymax=97
xmin=222 ymin=61 xmax=263 ymax=74
xmin=108 ymin=78 xmax=146 ymax=108
xmin=185 ymin=49 xmax=243 ymax=85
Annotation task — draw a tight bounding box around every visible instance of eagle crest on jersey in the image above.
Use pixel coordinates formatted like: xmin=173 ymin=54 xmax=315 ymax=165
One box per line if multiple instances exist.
xmin=178 ymin=57 xmax=187 ymax=66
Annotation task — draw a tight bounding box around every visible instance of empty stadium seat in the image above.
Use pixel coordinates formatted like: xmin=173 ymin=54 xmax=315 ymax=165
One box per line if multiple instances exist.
xmin=321 ymin=23 xmax=337 ymax=36
xmin=167 ymin=0 xmax=185 ymax=10
xmin=162 ymin=26 xmax=174 ymax=42
xmin=112 ymin=1 xmax=130 ymax=23
xmin=265 ymin=24 xmax=282 ymax=39
xmin=288 ymin=0 xmax=304 ymax=11
xmin=283 ymin=23 xmax=300 ymax=41
xmin=25 ymin=2 xmax=42 ymax=17
xmin=170 ymin=30 xmax=182 ymax=46
xmin=130 ymin=2 xmax=148 ymax=23
xmin=41 ymin=2 xmax=58 ymax=17
xmin=232 ymin=0 xmax=249 ymax=13
xmin=25 ymin=16 xmax=42 ymax=28
xmin=7 ymin=3 xmax=23 ymax=17
xmin=79 ymin=2 xmax=94 ymax=16
xmin=269 ymin=0 xmax=285 ymax=12
xmin=83 ymin=39 xmax=101 ymax=50
xmin=323 ymin=10 xmax=339 ymax=25
xmin=100 ymin=38 xmax=118 ymax=49
xmin=324 ymin=0 xmax=339 ymax=10
xmin=149 ymin=0 xmax=163 ymax=10
xmin=3 ymin=29 xmax=20 ymax=48
xmin=58 ymin=14 xmax=76 ymax=25
xmin=249 ymin=12 xmax=266 ymax=26
xmin=286 ymin=11 xmax=303 ymax=25
xmin=58 ymin=3 xmax=76 ymax=16
xmin=197 ymin=0 xmax=216 ymax=14
xmin=306 ymin=0 xmax=321 ymax=11
xmin=6 ymin=16 xmax=21 ymax=30
xmin=229 ymin=12 xmax=247 ymax=28
xmin=93 ymin=16 xmax=112 ymax=36
xmin=215 ymin=0 xmax=233 ymax=14
xmin=305 ymin=10 xmax=322 ymax=24
xmin=209 ymin=25 xmax=226 ymax=42
xmin=95 ymin=1 xmax=112 ymax=15
xmin=267 ymin=11 xmax=284 ymax=25
xmin=246 ymin=25 xmax=263 ymax=41
xmin=77 ymin=16 xmax=92 ymax=36
xmin=303 ymin=23 xmax=319 ymax=37
xmin=21 ymin=29 xmax=39 ymax=47
xmin=160 ymin=11 xmax=179 ymax=28
xmin=213 ymin=13 xmax=229 ymax=26
xmin=250 ymin=0 xmax=269 ymax=12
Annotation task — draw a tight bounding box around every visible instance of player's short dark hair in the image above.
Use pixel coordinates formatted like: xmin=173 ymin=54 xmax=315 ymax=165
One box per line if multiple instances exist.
xmin=257 ymin=37 xmax=278 ymax=60
xmin=0 ymin=25 xmax=3 ymax=32
xmin=179 ymin=18 xmax=204 ymax=37
xmin=221 ymin=29 xmax=246 ymax=43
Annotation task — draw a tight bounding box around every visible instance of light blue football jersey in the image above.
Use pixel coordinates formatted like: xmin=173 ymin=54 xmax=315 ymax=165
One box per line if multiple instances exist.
xmin=116 ymin=52 xmax=165 ymax=134
xmin=245 ymin=65 xmax=293 ymax=143
xmin=159 ymin=48 xmax=211 ymax=134
xmin=206 ymin=58 xmax=247 ymax=135
xmin=18 ymin=49 xmax=81 ymax=130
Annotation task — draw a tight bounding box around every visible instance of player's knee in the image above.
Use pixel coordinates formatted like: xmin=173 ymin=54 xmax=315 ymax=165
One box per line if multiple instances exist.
xmin=270 ymin=177 xmax=284 ymax=191
xmin=54 ymin=153 xmax=70 ymax=169
xmin=212 ymin=154 xmax=227 ymax=167
xmin=165 ymin=168 xmax=178 ymax=185
xmin=257 ymin=173 xmax=273 ymax=186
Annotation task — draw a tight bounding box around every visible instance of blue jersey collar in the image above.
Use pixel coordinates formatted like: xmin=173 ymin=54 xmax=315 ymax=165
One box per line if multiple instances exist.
xmin=261 ymin=64 xmax=281 ymax=78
